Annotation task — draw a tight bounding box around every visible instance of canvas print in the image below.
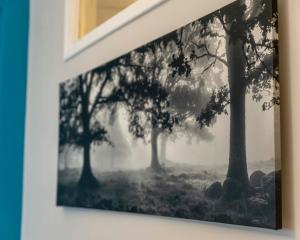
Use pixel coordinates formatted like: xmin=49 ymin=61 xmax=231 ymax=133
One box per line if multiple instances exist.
xmin=57 ymin=0 xmax=281 ymax=229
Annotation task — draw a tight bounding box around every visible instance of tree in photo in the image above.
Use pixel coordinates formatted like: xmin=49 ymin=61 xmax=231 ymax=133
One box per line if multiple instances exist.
xmin=116 ymin=47 xmax=178 ymax=171
xmin=172 ymin=0 xmax=279 ymax=196
xmin=59 ymin=62 xmax=119 ymax=188
xmin=158 ymin=28 xmax=218 ymax=163
xmin=119 ymin=32 xmax=215 ymax=168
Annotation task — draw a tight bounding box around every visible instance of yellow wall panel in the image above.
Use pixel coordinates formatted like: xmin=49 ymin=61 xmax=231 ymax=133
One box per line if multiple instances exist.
xmin=79 ymin=0 xmax=136 ymax=38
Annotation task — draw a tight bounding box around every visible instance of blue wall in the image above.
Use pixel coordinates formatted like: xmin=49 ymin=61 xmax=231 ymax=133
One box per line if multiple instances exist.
xmin=0 ymin=0 xmax=29 ymax=239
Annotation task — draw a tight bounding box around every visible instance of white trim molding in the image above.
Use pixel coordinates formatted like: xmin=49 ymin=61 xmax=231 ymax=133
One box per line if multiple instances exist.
xmin=64 ymin=0 xmax=168 ymax=61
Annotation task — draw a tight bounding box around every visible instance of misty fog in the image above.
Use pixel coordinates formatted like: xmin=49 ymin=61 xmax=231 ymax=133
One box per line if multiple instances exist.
xmin=59 ymin=93 xmax=277 ymax=174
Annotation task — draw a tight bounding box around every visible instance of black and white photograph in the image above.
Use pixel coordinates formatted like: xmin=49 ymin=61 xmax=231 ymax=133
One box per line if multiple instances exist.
xmin=57 ymin=0 xmax=281 ymax=229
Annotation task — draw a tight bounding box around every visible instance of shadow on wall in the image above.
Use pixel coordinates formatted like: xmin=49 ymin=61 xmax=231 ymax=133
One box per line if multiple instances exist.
xmin=278 ymin=0 xmax=295 ymax=231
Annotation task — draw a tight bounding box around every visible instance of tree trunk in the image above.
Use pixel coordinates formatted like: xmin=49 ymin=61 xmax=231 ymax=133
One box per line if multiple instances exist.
xmin=151 ymin=127 xmax=161 ymax=171
xmin=78 ymin=142 xmax=99 ymax=188
xmin=160 ymin=133 xmax=168 ymax=164
xmin=225 ymin=36 xmax=250 ymax=191
xmin=77 ymin=81 xmax=99 ymax=188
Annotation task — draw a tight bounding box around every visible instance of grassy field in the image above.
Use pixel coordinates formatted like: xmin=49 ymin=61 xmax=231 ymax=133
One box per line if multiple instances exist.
xmin=57 ymin=163 xmax=279 ymax=229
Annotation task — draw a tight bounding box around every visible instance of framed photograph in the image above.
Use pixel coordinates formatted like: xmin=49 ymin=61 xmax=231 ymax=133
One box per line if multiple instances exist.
xmin=57 ymin=0 xmax=281 ymax=229
xmin=64 ymin=0 xmax=168 ymax=60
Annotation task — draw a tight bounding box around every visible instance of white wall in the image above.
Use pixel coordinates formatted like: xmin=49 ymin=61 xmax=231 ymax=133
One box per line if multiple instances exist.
xmin=22 ymin=0 xmax=300 ymax=239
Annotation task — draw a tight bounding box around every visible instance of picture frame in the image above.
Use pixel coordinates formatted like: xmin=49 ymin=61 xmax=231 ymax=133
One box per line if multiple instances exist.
xmin=63 ymin=0 xmax=168 ymax=61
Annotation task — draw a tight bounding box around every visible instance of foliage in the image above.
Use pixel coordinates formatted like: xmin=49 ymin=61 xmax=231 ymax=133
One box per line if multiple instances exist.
xmin=59 ymin=64 xmax=119 ymax=149
xmin=168 ymin=0 xmax=279 ymax=127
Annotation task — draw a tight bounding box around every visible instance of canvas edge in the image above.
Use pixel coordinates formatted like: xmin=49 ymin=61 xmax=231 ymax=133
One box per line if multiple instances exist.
xmin=272 ymin=0 xmax=282 ymax=230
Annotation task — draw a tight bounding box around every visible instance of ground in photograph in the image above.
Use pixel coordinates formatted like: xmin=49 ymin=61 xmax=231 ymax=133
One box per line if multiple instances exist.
xmin=57 ymin=162 xmax=279 ymax=229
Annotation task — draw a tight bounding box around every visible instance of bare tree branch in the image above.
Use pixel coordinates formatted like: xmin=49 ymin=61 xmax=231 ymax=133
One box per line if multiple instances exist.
xmin=191 ymin=41 xmax=228 ymax=66
xmin=89 ymin=74 xmax=110 ymax=117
